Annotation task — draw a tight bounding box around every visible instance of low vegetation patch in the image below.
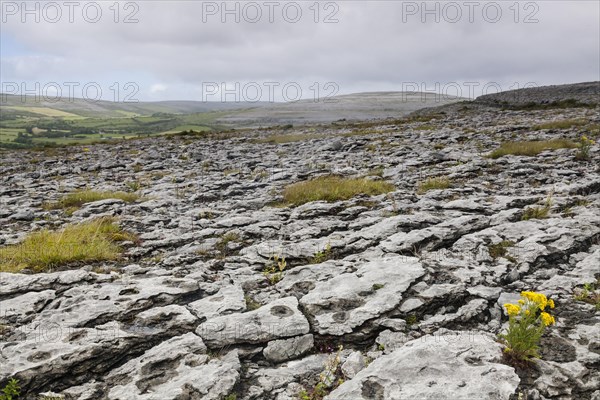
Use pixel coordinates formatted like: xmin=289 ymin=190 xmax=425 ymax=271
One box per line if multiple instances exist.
xmin=522 ymin=195 xmax=552 ymax=221
xmin=262 ymin=254 xmax=287 ymax=285
xmin=416 ymin=176 xmax=451 ymax=194
xmin=575 ymin=135 xmax=595 ymax=161
xmin=488 ymin=139 xmax=577 ymax=158
xmin=44 ymin=190 xmax=140 ymax=210
xmin=310 ymin=243 xmax=334 ymax=264
xmin=532 ymin=118 xmax=586 ymax=131
xmin=253 ymin=133 xmax=327 ymax=144
xmin=281 ymin=176 xmax=395 ymax=206
xmin=499 ymin=291 xmax=556 ymax=365
xmin=574 ymin=282 xmax=600 ymax=310
xmin=0 ymin=379 xmax=20 ymax=400
xmin=0 ymin=217 xmax=135 ymax=273
xmin=500 ymin=99 xmax=595 ymax=110
xmin=299 ymin=345 xmax=344 ymax=400
xmin=488 ymin=240 xmax=515 ymax=260
xmin=215 ymin=232 xmax=242 ymax=257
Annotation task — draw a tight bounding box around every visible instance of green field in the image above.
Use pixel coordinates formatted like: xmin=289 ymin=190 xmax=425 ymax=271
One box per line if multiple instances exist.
xmin=0 ymin=106 xmax=229 ymax=149
xmin=3 ymin=106 xmax=85 ymax=119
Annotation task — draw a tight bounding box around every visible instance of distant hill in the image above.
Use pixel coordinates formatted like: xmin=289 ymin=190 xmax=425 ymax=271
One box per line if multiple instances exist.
xmin=215 ymin=92 xmax=466 ymax=127
xmin=474 ymin=81 xmax=599 ymax=108
xmin=0 ymin=91 xmax=467 ymax=126
xmin=0 ymin=95 xmax=268 ymax=119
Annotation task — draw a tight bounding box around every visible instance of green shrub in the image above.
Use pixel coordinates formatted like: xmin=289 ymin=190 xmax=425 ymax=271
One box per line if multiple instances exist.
xmin=0 ymin=379 xmax=20 ymax=400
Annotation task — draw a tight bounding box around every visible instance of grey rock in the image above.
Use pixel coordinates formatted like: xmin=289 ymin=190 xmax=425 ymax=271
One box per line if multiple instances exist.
xmin=327 ymin=330 xmax=520 ymax=400
xmin=263 ymin=334 xmax=314 ymax=363
xmin=106 ymin=333 xmax=239 ymax=400
xmin=8 ymin=209 xmax=35 ymax=221
xmin=196 ymin=296 xmax=310 ymax=347
xmin=341 ymin=351 xmax=365 ymax=379
xmin=187 ymin=284 xmax=246 ymax=320
xmin=300 ymin=256 xmax=425 ymax=335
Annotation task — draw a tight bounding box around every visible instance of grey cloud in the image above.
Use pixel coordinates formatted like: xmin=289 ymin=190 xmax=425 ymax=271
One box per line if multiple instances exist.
xmin=2 ymin=1 xmax=598 ymax=100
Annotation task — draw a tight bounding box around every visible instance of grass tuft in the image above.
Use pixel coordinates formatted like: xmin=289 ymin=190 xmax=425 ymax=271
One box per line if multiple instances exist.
xmin=522 ymin=195 xmax=552 ymax=221
xmin=488 ymin=139 xmax=577 ymax=159
xmin=44 ymin=190 xmax=140 ymax=210
xmin=253 ymin=133 xmax=327 ymax=144
xmin=532 ymin=119 xmax=586 ymax=131
xmin=0 ymin=217 xmax=135 ymax=273
xmin=488 ymin=240 xmax=515 ymax=260
xmin=281 ymin=176 xmax=395 ymax=206
xmin=417 ymin=177 xmax=451 ymax=194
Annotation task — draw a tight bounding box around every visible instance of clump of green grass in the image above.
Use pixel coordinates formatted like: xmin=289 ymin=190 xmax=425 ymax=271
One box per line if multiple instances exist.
xmin=44 ymin=190 xmax=140 ymax=210
xmin=488 ymin=139 xmax=577 ymax=159
xmin=522 ymin=195 xmax=552 ymax=221
xmin=244 ymin=295 xmax=261 ymax=311
xmin=488 ymin=240 xmax=515 ymax=260
xmin=310 ymin=243 xmax=334 ymax=264
xmin=575 ymin=135 xmax=595 ymax=161
xmin=367 ymin=167 xmax=385 ymax=177
xmin=416 ymin=177 xmax=451 ymax=194
xmin=281 ymin=176 xmax=395 ymax=206
xmin=0 ymin=217 xmax=135 ymax=273
xmin=414 ymin=124 xmax=435 ymax=131
xmin=574 ymin=282 xmax=600 ymax=310
xmin=532 ymin=119 xmax=586 ymax=131
xmin=215 ymin=232 xmax=242 ymax=257
xmin=262 ymin=254 xmax=287 ymax=285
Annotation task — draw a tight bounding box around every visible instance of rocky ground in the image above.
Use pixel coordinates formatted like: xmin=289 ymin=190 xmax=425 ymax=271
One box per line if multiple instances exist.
xmin=0 ymin=94 xmax=599 ymax=400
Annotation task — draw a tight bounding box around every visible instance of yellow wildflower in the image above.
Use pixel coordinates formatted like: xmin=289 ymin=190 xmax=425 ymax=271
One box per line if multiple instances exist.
xmin=521 ymin=291 xmax=548 ymax=310
xmin=504 ymin=303 xmax=520 ymax=317
xmin=518 ymin=299 xmax=525 ymax=305
xmin=582 ymin=136 xmax=588 ymax=141
xmin=540 ymin=312 xmax=555 ymax=326
xmin=548 ymin=299 xmax=555 ymax=309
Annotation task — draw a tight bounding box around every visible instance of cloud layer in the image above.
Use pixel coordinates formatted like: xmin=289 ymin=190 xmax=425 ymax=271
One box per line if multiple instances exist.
xmin=1 ymin=1 xmax=598 ymax=101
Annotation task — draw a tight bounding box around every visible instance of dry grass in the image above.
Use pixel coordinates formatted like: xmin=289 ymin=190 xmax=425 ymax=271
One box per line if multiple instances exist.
xmin=281 ymin=176 xmax=395 ymax=206
xmin=522 ymin=195 xmax=553 ymax=221
xmin=253 ymin=133 xmax=328 ymax=144
xmin=44 ymin=190 xmax=140 ymax=210
xmin=488 ymin=139 xmax=577 ymax=159
xmin=532 ymin=119 xmax=586 ymax=131
xmin=0 ymin=217 xmax=136 ymax=273
xmin=417 ymin=177 xmax=451 ymax=194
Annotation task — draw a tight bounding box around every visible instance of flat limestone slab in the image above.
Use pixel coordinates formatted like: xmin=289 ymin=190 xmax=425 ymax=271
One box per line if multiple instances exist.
xmin=327 ymin=329 xmax=519 ymax=400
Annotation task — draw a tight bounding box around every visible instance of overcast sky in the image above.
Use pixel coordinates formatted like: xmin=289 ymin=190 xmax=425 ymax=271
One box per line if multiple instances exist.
xmin=1 ymin=0 xmax=598 ymax=102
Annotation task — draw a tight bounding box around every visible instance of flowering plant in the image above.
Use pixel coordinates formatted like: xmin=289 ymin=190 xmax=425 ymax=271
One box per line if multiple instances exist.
xmin=499 ymin=291 xmax=556 ymax=363
xmin=576 ymin=135 xmax=595 ymax=160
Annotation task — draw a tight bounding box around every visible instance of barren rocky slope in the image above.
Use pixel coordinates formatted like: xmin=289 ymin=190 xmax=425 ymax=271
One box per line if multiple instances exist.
xmin=1 ymin=93 xmax=599 ymax=399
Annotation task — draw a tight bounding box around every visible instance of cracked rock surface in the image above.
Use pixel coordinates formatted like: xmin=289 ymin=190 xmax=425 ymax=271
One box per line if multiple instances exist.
xmin=1 ymin=92 xmax=600 ymax=399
